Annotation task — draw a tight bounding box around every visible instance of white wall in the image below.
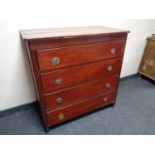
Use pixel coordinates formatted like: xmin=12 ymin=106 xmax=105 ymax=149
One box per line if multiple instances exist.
xmin=149 ymin=20 xmax=155 ymax=34
xmin=0 ymin=19 xmax=154 ymax=111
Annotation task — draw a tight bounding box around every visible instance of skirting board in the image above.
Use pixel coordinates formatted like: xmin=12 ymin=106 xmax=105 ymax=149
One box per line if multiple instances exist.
xmin=0 ymin=102 xmax=38 ymax=118
xmin=0 ymin=74 xmax=138 ymax=118
xmin=120 ymin=74 xmax=137 ymax=82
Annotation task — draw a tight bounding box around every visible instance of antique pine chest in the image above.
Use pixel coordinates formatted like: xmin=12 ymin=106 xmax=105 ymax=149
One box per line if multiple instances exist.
xmin=20 ymin=26 xmax=129 ymax=131
xmin=138 ymin=37 xmax=155 ymax=81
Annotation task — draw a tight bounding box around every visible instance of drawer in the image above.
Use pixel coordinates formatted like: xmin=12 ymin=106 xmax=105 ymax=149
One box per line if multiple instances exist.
xmin=44 ymin=75 xmax=118 ymax=110
xmin=37 ymin=40 xmax=125 ymax=71
xmin=41 ymin=58 xmax=121 ymax=93
xmin=47 ymin=92 xmax=115 ymax=126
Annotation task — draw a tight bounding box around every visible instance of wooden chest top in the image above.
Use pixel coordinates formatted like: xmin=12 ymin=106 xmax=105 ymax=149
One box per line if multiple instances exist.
xmin=20 ymin=26 xmax=129 ymax=41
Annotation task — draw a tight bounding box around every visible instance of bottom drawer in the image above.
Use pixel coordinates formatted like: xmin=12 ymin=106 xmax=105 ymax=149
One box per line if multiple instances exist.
xmin=47 ymin=91 xmax=116 ymax=127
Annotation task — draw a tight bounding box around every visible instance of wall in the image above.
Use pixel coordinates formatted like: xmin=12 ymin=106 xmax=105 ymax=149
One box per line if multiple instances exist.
xmin=149 ymin=20 xmax=155 ymax=34
xmin=0 ymin=19 xmax=154 ymax=111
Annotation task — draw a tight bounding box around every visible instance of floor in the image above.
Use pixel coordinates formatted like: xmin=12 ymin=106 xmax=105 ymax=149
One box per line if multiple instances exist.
xmin=0 ymin=77 xmax=155 ymax=135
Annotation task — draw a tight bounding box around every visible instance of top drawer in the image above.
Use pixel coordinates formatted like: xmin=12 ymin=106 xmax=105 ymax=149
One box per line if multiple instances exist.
xmin=36 ymin=40 xmax=125 ymax=71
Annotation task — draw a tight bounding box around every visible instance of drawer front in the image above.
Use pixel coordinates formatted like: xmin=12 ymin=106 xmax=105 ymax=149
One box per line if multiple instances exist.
xmin=37 ymin=40 xmax=125 ymax=71
xmin=41 ymin=58 xmax=121 ymax=93
xmin=47 ymin=92 xmax=115 ymax=126
xmin=44 ymin=75 xmax=118 ymax=110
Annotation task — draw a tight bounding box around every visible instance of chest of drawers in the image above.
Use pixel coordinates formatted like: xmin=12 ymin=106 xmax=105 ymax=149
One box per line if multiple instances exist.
xmin=20 ymin=26 xmax=129 ymax=132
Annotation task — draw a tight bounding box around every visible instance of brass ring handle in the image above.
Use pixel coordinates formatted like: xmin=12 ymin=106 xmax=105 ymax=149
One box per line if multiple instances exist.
xmin=51 ymin=57 xmax=60 ymax=65
xmin=105 ymin=83 xmax=111 ymax=89
xmin=107 ymin=66 xmax=113 ymax=71
xmin=56 ymin=97 xmax=63 ymax=104
xmin=58 ymin=113 xmax=65 ymax=121
xmin=103 ymin=97 xmax=108 ymax=102
xmin=55 ymin=78 xmax=62 ymax=85
xmin=110 ymin=48 xmax=116 ymax=54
